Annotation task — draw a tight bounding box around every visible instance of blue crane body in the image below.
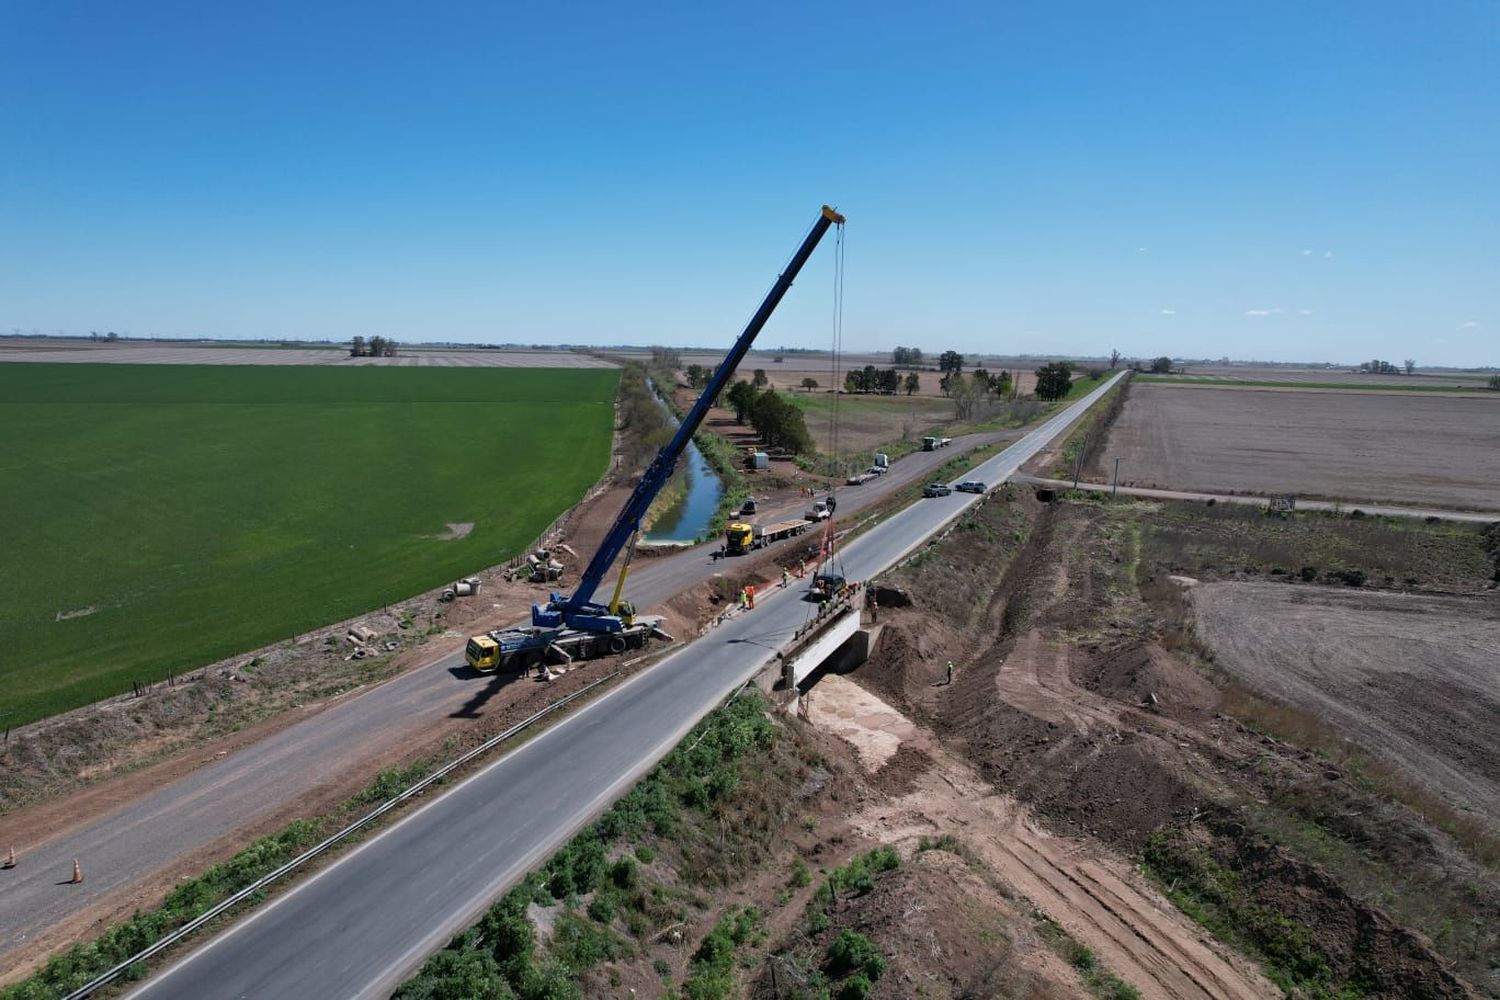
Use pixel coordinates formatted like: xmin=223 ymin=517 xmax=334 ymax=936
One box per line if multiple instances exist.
xmin=463 ymin=205 xmax=845 ymax=673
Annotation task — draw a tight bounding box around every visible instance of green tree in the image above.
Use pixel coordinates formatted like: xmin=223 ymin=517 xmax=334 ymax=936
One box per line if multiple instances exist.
xmin=752 ymin=368 xmax=769 ymax=389
xmin=350 ymin=336 xmax=366 ymax=358
xmin=939 ymin=350 xmax=964 ymax=374
xmin=878 ymin=368 xmax=900 ymax=394
xmin=800 ymin=377 xmax=819 ymax=391
xmin=726 ymin=380 xmax=757 ymax=424
xmin=1487 ymin=374 xmax=1500 ymax=391
xmin=1149 ymin=356 xmax=1173 ymax=373
xmin=903 ymin=371 xmax=920 ymax=395
xmin=685 ymin=364 xmax=709 ymax=388
xmin=748 ymin=388 xmax=814 ymax=454
xmin=1034 ymin=362 xmax=1074 ymax=400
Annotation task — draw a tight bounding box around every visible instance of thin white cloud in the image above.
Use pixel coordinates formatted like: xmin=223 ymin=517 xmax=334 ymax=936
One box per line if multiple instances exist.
xmin=1159 ymin=308 xmax=1177 ymax=315
xmin=1300 ymin=249 xmax=1313 ymax=256
xmin=1245 ymin=307 xmax=1283 ymax=317
xmin=1136 ymin=247 xmax=1148 ymax=253
xmin=1297 ymin=308 xmax=1314 ymax=316
xmin=1323 ymin=250 xmax=1334 ymax=258
xmin=1461 ymin=320 xmax=1479 ymax=328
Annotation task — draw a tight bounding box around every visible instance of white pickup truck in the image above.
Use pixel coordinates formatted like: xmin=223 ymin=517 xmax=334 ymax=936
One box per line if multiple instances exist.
xmin=805 ymin=501 xmax=831 ymax=521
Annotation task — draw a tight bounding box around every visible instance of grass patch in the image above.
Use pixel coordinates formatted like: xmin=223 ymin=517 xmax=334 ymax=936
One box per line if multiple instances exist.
xmin=0 ymin=363 xmax=618 ymax=727
xmin=1032 ymin=915 xmax=1141 ymax=1000
xmin=397 ymin=690 xmax=808 ymax=999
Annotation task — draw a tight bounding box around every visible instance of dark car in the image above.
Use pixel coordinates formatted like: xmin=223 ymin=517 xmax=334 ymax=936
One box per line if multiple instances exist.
xmin=956 ymin=480 xmax=986 ymax=494
xmin=740 ymin=498 xmax=757 ymax=515
xmin=922 ymin=483 xmax=953 ymax=498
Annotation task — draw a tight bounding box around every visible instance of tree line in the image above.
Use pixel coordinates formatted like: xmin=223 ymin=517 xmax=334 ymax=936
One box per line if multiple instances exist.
xmin=844 ymin=365 xmax=920 ymax=395
xmin=350 ymin=336 xmax=398 ymax=357
xmin=724 ymin=380 xmax=814 ymax=454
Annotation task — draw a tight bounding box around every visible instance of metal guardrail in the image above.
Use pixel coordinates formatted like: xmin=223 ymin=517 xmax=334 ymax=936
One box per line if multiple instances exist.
xmin=63 ymin=671 xmax=620 ymax=1000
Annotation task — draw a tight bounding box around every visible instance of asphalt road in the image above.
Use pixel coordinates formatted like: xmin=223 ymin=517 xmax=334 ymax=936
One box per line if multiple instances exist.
xmin=123 ymin=374 xmax=1122 ymax=999
xmin=0 ymin=422 xmax=1020 ymax=966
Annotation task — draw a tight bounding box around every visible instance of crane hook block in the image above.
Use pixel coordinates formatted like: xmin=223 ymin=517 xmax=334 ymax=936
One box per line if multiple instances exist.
xmin=821 ymin=205 xmax=846 ymax=224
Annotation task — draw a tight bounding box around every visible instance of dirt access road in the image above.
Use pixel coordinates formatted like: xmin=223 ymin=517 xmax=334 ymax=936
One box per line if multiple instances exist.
xmin=1103 ymin=383 xmax=1500 ymax=512
xmin=809 ymin=673 xmax=1273 ymax=1000
xmin=1016 ymin=475 xmax=1500 ymax=524
xmin=1193 ymin=581 xmax=1500 ymax=829
xmin=0 ymin=421 xmax=1020 ymax=981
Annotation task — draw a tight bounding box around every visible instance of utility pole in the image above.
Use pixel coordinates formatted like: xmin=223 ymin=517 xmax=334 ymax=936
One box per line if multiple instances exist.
xmin=1112 ymin=458 xmax=1121 ymax=499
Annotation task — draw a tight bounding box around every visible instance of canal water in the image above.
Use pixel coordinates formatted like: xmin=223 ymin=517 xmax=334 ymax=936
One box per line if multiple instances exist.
xmin=643 ymin=393 xmax=724 ymax=544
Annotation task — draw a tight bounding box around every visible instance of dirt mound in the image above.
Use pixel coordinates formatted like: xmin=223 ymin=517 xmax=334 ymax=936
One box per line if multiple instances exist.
xmin=795 ymin=849 xmax=1072 ymax=1000
xmin=855 ymin=620 xmax=950 ymax=713
xmin=1152 ymin=811 xmax=1481 ymax=1000
xmin=1077 ymin=640 xmax=1219 ymax=718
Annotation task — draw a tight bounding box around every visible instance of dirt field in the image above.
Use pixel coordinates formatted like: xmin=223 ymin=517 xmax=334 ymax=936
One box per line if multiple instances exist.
xmin=1192 ymin=582 xmax=1500 ymax=827
xmin=851 ymin=491 xmax=1496 ymax=995
xmin=1177 ymin=363 xmax=1491 ymax=388
xmin=1104 ymin=383 xmax=1500 ymax=511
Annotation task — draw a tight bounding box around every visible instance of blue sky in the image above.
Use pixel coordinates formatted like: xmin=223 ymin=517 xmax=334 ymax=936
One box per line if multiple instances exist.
xmin=2 ymin=1 xmax=1495 ymax=365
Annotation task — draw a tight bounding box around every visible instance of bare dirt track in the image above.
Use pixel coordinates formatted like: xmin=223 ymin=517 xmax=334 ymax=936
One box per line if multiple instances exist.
xmin=811 ymin=674 xmax=1275 ymax=1000
xmin=1192 ymin=581 xmax=1500 ymax=828
xmin=1105 ymin=383 xmax=1500 ymax=511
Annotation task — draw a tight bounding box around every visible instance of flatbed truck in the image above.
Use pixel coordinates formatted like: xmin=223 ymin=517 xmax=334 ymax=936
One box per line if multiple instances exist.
xmin=724 ymin=518 xmax=810 ymax=555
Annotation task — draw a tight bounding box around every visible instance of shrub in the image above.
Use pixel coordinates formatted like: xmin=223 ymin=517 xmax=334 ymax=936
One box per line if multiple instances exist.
xmin=826 ymin=930 xmax=885 ymax=980
xmin=609 ymin=856 xmax=638 ymax=890
xmin=789 ymin=858 xmax=811 ymax=887
xmin=838 ymin=973 xmax=873 ymax=1000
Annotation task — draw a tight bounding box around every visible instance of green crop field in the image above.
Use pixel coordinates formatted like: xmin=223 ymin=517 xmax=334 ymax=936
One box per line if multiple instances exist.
xmin=0 ymin=363 xmax=618 ymax=727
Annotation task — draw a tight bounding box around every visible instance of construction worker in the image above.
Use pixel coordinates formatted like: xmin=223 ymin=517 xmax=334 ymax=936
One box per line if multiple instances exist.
xmin=739 ymin=587 xmax=749 ymax=610
xmin=782 ymin=568 xmax=790 ymax=588
xmin=946 ymin=660 xmax=955 ymax=685
xmin=798 ymin=558 xmax=806 ymax=578
xmin=869 ymin=594 xmax=879 ymax=623
xmin=746 ymin=585 xmax=756 ymax=609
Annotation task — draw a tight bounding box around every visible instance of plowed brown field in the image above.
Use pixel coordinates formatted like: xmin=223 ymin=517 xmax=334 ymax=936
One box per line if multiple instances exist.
xmin=1104 ymin=384 xmax=1500 ymax=511
xmin=1192 ymin=581 xmax=1500 ymax=828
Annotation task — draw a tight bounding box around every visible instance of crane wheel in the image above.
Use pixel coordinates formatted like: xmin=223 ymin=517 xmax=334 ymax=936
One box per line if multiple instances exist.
xmin=609 ymin=636 xmax=627 ymax=654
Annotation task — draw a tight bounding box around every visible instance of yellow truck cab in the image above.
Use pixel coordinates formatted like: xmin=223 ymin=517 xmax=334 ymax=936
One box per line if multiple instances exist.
xmin=465 ymin=635 xmax=501 ymax=671
xmin=725 ymin=521 xmax=756 ymax=555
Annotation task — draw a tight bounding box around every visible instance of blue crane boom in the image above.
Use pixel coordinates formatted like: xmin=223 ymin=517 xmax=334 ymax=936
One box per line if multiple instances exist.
xmin=533 ymin=204 xmax=846 ymax=633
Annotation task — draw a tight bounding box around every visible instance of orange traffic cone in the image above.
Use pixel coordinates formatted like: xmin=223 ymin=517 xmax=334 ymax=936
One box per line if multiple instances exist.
xmin=70 ymin=859 xmax=83 ymax=884
xmin=2 ymin=846 xmax=14 ymax=869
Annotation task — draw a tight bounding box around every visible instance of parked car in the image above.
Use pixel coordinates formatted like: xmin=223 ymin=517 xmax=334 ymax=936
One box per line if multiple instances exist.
xmin=922 ymin=483 xmax=952 ymax=498
xmin=956 ymin=480 xmax=986 ymax=494
xmin=740 ymin=498 xmax=757 ymax=515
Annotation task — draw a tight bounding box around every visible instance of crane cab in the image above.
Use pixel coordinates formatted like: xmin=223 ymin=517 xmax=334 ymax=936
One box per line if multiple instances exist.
xmin=465 ymin=635 xmax=502 ymax=671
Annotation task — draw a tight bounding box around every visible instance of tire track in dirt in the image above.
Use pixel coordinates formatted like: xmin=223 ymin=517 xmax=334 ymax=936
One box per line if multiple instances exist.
xmin=811 ymin=676 xmax=1273 ymax=1000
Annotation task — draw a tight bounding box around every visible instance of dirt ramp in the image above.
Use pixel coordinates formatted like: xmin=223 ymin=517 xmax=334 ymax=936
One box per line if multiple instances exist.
xmin=1076 ymin=640 xmax=1219 ymax=719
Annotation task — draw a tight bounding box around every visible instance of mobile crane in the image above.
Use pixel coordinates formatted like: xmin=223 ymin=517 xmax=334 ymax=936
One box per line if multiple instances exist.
xmin=465 ymin=205 xmax=846 ymax=672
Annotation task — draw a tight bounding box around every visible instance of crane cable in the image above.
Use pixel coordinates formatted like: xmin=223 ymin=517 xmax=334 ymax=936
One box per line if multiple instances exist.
xmin=818 ymin=220 xmax=847 ymax=585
